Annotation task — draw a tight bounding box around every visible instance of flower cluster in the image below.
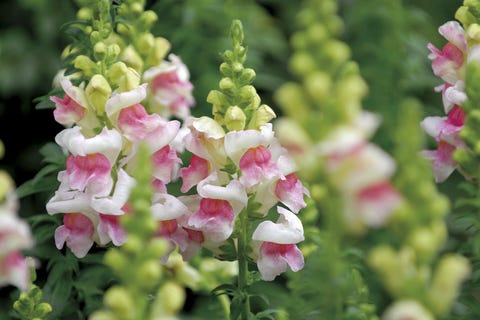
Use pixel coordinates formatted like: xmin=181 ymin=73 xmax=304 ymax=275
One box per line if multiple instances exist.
xmin=0 ymin=144 xmax=33 ymax=291
xmin=315 ymin=112 xmax=403 ymax=234
xmin=421 ymin=20 xmax=472 ymax=182
xmin=45 ymin=1 xmax=194 ymax=258
xmin=157 ymin=20 xmax=309 ymax=282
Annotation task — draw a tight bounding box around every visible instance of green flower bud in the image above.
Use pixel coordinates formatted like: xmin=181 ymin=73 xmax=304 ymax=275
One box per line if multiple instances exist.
xmin=139 ymin=10 xmax=158 ymax=29
xmin=36 ymin=302 xmax=53 ymax=316
xmin=225 ymin=106 xmax=246 ymax=131
xmin=219 ymin=62 xmax=232 ymax=76
xmin=307 ymin=23 xmax=328 ymax=44
xmin=90 ymin=30 xmax=102 ymax=45
xmin=154 ymin=281 xmax=186 ymax=315
xmin=290 ymin=32 xmax=308 ymax=50
xmin=130 ymin=2 xmax=143 ymax=14
xmin=324 ymin=40 xmax=350 ymax=64
xmin=136 ymin=33 xmax=155 ymax=55
xmin=94 ymin=42 xmax=107 ymax=60
xmin=247 ymin=104 xmax=276 ymax=130
xmin=304 ymin=71 xmax=332 ymax=104
xmin=456 ymin=6 xmax=476 ymax=28
xmin=89 ymin=310 xmax=116 ymax=320
xmin=467 ymin=23 xmax=480 ymax=41
xmin=116 ymin=22 xmax=130 ymax=36
xmin=0 ymin=140 xmax=4 ymax=158
xmin=107 ymin=62 xmax=127 ymax=87
xmin=219 ymin=77 xmax=235 ymax=91
xmin=239 ymin=85 xmax=260 ymax=110
xmin=238 ymin=68 xmax=256 ymax=85
xmin=232 ymin=62 xmax=243 ymax=73
xmin=74 ymin=55 xmax=97 ymax=77
xmin=86 ymin=74 xmax=111 ymax=115
xmin=77 ymin=7 xmax=93 ymax=20
xmin=428 ymin=254 xmax=471 ymax=316
xmin=104 ymin=249 xmax=128 ymax=274
xmin=123 ymin=234 xmax=143 ymax=253
xmin=117 ymin=67 xmax=141 ymax=92
xmin=120 ymin=45 xmax=143 ymax=72
xmin=289 ymin=51 xmax=317 ymax=77
xmin=147 ymin=238 xmax=169 ymax=257
xmin=137 ymin=260 xmax=162 ymax=289
xmin=274 ymin=82 xmax=311 ymax=122
xmin=146 ymin=37 xmax=171 ymax=66
xmin=104 ymin=286 xmax=135 ymax=318
xmin=408 ymin=225 xmax=444 ymax=260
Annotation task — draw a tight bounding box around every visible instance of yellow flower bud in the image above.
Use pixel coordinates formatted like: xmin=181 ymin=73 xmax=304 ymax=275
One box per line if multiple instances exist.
xmin=136 ymin=33 xmax=155 ymax=55
xmin=74 ymin=55 xmax=97 ymax=77
xmin=152 ymin=281 xmax=185 ymax=316
xmin=94 ymin=42 xmax=107 ymax=60
xmin=137 ymin=260 xmax=162 ymax=289
xmin=324 ymin=40 xmax=350 ymax=64
xmin=147 ymin=238 xmax=169 ymax=257
xmin=104 ymin=249 xmax=127 ymax=274
xmin=116 ymin=23 xmax=130 ymax=36
xmin=117 ymin=67 xmax=141 ymax=92
xmin=104 ymin=286 xmax=135 ymax=318
xmin=428 ymin=254 xmax=471 ymax=316
xmin=120 ymin=45 xmax=143 ymax=73
xmin=306 ymin=23 xmax=328 ymax=44
xmin=239 ymin=85 xmax=260 ymax=110
xmin=36 ymin=302 xmax=53 ymax=316
xmin=146 ymin=37 xmax=171 ymax=66
xmin=89 ymin=310 xmax=116 ymax=320
xmin=304 ymin=71 xmax=332 ymax=104
xmin=224 ymin=106 xmax=246 ymax=131
xmin=274 ymin=82 xmax=311 ymax=122
xmin=219 ymin=77 xmax=235 ymax=91
xmin=77 ymin=7 xmax=93 ymax=20
xmin=107 ymin=62 xmax=128 ymax=83
xmin=467 ymin=23 xmax=480 ymax=41
xmin=140 ymin=10 xmax=158 ymax=29
xmin=86 ymin=74 xmax=111 ymax=115
xmin=289 ymin=51 xmax=317 ymax=77
xmin=247 ymin=104 xmax=276 ymax=130
xmin=130 ymin=2 xmax=143 ymax=14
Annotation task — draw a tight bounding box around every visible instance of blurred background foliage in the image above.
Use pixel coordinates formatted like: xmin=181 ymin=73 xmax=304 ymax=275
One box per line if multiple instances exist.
xmin=0 ymin=0 xmax=472 ymax=318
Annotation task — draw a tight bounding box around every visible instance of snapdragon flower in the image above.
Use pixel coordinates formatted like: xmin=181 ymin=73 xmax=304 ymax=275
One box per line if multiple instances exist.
xmin=421 ymin=19 xmax=480 ymax=182
xmin=0 ymin=178 xmax=33 ymax=291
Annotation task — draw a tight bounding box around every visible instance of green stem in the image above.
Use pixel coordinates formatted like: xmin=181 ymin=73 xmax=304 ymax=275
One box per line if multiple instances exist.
xmin=237 ymin=208 xmax=251 ymax=319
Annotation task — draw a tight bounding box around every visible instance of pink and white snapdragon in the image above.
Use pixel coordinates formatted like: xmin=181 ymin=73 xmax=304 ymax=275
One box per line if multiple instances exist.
xmin=317 ymin=112 xmax=403 ymax=233
xmin=143 ymin=54 xmax=195 ymax=120
xmin=169 ymin=116 xmax=309 ymax=280
xmin=421 ymin=20 xmax=480 ymax=182
xmin=48 ymin=79 xmax=186 ymax=258
xmin=0 ymin=189 xmax=34 ymax=291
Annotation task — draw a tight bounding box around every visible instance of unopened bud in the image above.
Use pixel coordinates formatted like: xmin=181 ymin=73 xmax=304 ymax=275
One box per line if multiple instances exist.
xmin=86 ymin=74 xmax=111 ymax=114
xmin=36 ymin=302 xmax=53 ymax=316
xmin=289 ymin=52 xmax=316 ymax=77
xmin=137 ymin=260 xmax=162 ymax=289
xmin=74 ymin=55 xmax=97 ymax=77
xmin=137 ymin=33 xmax=155 ymax=55
xmin=147 ymin=37 xmax=171 ymax=66
xmin=104 ymin=286 xmax=135 ymax=317
xmin=77 ymin=7 xmax=93 ymax=20
xmin=156 ymin=281 xmax=186 ymax=314
xmin=120 ymin=45 xmax=143 ymax=72
xmin=247 ymin=104 xmax=276 ymax=129
xmin=428 ymin=254 xmax=471 ymax=315
xmin=139 ymin=10 xmax=158 ymax=29
xmin=219 ymin=77 xmax=235 ymax=91
xmin=225 ymin=106 xmax=246 ymax=131
xmin=304 ymin=71 xmax=331 ymax=104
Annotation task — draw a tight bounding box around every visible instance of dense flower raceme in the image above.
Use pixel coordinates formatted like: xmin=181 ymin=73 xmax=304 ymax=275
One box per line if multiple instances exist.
xmin=0 ymin=173 xmax=34 ymax=291
xmin=46 ymin=66 xmax=192 ymax=258
xmin=277 ymin=111 xmax=403 ymax=234
xmin=165 ymin=116 xmax=310 ymax=281
xmin=46 ymin=54 xmax=306 ymax=281
xmin=421 ymin=20 xmax=477 ymax=182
